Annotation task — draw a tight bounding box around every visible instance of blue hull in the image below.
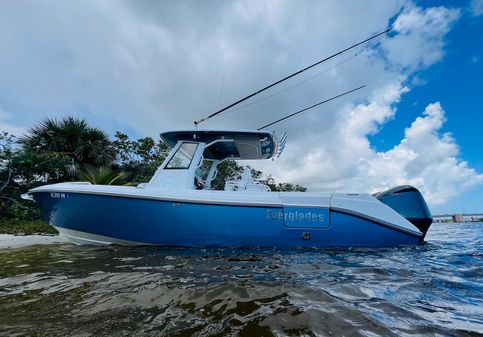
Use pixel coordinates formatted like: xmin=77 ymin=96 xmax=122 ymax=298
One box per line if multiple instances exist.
xmin=33 ymin=192 xmax=422 ymax=248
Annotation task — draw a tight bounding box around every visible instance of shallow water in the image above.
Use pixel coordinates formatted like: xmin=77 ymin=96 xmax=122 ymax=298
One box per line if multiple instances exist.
xmin=0 ymin=222 xmax=482 ymax=337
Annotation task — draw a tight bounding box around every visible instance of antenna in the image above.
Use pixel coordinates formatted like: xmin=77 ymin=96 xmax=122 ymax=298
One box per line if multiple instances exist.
xmin=276 ymin=132 xmax=287 ymax=158
xmin=194 ymin=29 xmax=389 ymax=126
xmin=257 ymin=85 xmax=365 ymax=130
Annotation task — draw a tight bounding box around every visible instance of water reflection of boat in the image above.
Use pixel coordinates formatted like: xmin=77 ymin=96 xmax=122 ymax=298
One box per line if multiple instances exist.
xmin=26 ymin=130 xmax=432 ymax=247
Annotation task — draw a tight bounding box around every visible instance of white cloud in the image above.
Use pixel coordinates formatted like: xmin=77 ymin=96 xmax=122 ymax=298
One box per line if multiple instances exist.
xmin=0 ymin=0 xmax=403 ymax=134
xmin=262 ymin=90 xmax=483 ymax=206
xmin=364 ymin=102 xmax=483 ymax=204
xmin=470 ymin=0 xmax=483 ymax=16
xmin=0 ymin=1 xmax=480 ymax=208
xmin=381 ymin=5 xmax=460 ymax=70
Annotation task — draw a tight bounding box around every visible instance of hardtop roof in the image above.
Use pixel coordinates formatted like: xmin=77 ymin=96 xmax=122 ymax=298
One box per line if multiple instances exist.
xmin=160 ymin=130 xmax=277 ymax=160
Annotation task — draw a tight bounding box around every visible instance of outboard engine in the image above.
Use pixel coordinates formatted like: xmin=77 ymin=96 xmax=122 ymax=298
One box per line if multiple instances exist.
xmin=373 ymin=185 xmax=433 ymax=238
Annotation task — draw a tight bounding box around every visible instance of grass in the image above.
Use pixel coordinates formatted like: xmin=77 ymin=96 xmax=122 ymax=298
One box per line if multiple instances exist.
xmin=0 ymin=219 xmax=58 ymax=235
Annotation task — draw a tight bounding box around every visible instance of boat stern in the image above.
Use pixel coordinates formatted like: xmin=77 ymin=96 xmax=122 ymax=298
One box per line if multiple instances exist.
xmin=373 ymin=185 xmax=433 ymax=239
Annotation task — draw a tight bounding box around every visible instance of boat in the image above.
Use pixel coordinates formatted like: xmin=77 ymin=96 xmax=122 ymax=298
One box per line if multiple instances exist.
xmin=25 ymin=31 xmax=434 ymax=248
xmin=24 ymin=129 xmax=433 ymax=247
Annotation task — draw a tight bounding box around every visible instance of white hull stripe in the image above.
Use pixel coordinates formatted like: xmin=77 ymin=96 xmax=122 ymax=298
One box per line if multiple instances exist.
xmin=35 ymin=190 xmax=284 ymax=208
xmin=331 ymin=207 xmax=422 ymax=237
xmin=55 ymin=227 xmax=152 ymax=246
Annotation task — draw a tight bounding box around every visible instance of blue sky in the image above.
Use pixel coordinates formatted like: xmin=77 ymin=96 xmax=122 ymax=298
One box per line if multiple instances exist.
xmin=0 ymin=0 xmax=481 ymax=214
xmin=369 ymin=0 xmax=483 ymax=213
xmin=371 ymin=2 xmax=483 ymax=170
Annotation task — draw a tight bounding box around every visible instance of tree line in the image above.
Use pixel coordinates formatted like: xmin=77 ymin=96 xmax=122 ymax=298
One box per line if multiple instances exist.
xmin=0 ymin=117 xmax=305 ymax=225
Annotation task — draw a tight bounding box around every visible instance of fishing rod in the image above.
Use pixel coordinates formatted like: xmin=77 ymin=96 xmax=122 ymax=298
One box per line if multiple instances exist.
xmin=257 ymin=85 xmax=365 ymax=130
xmin=194 ymin=28 xmax=389 ymax=126
xmin=222 ymin=51 xmax=360 ymax=115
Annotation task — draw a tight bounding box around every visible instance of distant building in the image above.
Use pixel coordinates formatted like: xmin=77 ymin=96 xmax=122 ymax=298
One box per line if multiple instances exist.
xmin=453 ymin=214 xmax=464 ymax=222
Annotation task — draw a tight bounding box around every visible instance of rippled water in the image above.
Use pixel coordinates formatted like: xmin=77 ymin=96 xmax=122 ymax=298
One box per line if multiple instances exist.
xmin=0 ymin=222 xmax=482 ymax=337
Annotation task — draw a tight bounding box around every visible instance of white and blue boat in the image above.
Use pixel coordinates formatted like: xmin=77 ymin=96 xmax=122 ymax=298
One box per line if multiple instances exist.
xmin=26 ymin=129 xmax=433 ymax=247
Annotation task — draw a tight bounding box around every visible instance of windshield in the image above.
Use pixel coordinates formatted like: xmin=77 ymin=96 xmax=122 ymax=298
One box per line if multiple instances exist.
xmin=165 ymin=142 xmax=198 ymax=169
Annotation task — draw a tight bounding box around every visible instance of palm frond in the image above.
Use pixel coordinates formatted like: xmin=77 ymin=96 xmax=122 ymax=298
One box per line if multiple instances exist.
xmin=21 ymin=117 xmax=113 ymax=166
xmin=78 ymin=165 xmax=125 ymax=185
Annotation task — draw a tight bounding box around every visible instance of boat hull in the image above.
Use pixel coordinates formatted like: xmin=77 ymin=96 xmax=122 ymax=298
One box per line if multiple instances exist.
xmin=33 ymin=191 xmax=422 ymax=248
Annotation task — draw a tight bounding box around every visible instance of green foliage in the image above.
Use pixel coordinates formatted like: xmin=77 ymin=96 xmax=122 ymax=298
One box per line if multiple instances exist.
xmin=1 ymin=117 xmax=118 ymax=224
xmin=9 ymin=151 xmax=74 ymax=184
xmin=21 ymin=117 xmax=114 ymax=166
xmin=210 ymin=160 xmax=244 ymax=190
xmin=1 ymin=132 xmax=73 ymax=221
xmin=0 ymin=218 xmax=57 ymax=235
xmin=263 ymin=178 xmax=307 ymax=192
xmin=112 ymin=132 xmax=169 ymax=184
xmin=78 ymin=165 xmax=126 ymax=185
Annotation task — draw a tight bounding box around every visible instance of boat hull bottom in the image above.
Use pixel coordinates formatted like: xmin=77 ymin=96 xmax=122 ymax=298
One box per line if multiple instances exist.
xmin=55 ymin=226 xmax=422 ymax=248
xmin=55 ymin=227 xmax=151 ymax=246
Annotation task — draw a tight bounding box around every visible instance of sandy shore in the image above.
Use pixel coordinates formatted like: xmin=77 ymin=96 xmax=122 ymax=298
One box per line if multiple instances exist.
xmin=0 ymin=234 xmax=67 ymax=249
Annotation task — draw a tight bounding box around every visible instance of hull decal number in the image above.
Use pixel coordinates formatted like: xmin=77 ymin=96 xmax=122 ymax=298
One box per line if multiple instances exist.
xmin=50 ymin=193 xmax=69 ymax=199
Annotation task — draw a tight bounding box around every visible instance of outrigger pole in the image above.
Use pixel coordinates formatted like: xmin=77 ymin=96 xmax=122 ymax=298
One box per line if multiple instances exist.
xmin=194 ymin=29 xmax=390 ymax=126
xmin=257 ymin=85 xmax=365 ymax=130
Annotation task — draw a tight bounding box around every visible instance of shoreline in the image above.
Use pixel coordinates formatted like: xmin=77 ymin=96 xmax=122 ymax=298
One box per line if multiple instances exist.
xmin=0 ymin=234 xmax=67 ymax=249
xmin=0 ymin=219 xmax=59 ymax=236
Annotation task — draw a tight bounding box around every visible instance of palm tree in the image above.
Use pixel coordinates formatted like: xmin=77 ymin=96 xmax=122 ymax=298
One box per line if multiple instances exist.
xmin=22 ymin=117 xmax=114 ymax=166
xmin=78 ymin=165 xmax=125 ymax=185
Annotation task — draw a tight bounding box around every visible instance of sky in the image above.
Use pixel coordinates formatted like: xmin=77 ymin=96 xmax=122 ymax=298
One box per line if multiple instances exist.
xmin=0 ymin=0 xmax=482 ymax=214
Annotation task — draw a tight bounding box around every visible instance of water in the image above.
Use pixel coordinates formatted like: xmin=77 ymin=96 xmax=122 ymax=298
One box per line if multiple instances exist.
xmin=0 ymin=222 xmax=481 ymax=337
